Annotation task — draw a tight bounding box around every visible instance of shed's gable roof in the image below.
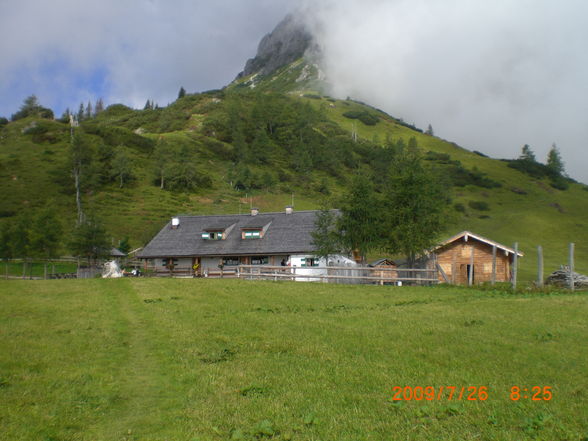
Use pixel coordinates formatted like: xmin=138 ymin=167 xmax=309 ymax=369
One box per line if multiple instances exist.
xmin=138 ymin=210 xmax=333 ymax=258
xmin=434 ymin=231 xmax=524 ymax=257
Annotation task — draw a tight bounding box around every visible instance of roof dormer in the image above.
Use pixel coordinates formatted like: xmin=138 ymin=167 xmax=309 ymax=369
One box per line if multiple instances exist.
xmin=241 ymin=218 xmax=272 ymax=239
xmin=201 ymin=222 xmax=236 ymax=240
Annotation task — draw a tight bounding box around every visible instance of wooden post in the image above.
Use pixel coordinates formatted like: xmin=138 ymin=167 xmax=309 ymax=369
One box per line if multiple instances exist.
xmin=537 ymin=245 xmax=543 ymax=288
xmin=512 ymin=243 xmax=518 ymax=291
xmin=569 ymin=242 xmax=575 ymax=291
xmin=451 ymin=250 xmax=457 ymax=284
xmin=468 ymin=246 xmax=474 ymax=286
xmin=491 ymin=245 xmax=497 ymax=286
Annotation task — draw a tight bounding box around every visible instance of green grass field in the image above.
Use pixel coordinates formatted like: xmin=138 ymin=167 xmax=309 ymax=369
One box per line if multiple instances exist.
xmin=0 ymin=279 xmax=586 ymax=440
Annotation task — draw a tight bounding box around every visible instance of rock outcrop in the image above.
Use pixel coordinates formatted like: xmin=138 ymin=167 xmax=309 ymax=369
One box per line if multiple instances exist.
xmin=236 ymin=14 xmax=316 ymax=79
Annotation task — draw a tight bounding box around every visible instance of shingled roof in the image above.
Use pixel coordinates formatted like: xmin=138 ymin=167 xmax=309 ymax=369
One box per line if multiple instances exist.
xmin=137 ymin=210 xmax=333 ymax=258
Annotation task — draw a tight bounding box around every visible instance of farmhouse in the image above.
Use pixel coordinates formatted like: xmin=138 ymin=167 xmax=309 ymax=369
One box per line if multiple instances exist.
xmin=433 ymin=231 xmax=523 ymax=285
xmin=137 ymin=207 xmax=347 ymax=276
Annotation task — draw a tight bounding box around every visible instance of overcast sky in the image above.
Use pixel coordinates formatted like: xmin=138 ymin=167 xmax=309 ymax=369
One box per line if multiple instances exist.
xmin=2 ymin=0 xmax=587 ymax=182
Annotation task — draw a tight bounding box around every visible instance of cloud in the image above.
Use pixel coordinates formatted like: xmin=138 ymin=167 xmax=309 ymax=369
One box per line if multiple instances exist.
xmin=304 ymin=0 xmax=588 ymax=182
xmin=0 ymin=0 xmax=294 ymax=115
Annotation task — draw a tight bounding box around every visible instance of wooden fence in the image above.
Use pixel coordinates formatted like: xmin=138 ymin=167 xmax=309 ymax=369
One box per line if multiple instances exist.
xmin=236 ymin=265 xmax=439 ymax=285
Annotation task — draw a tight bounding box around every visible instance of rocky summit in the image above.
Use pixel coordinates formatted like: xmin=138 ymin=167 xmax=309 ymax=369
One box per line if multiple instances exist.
xmin=236 ymin=13 xmax=315 ymax=79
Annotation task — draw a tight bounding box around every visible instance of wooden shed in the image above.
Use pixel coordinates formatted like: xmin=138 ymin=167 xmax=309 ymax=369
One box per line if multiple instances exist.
xmin=433 ymin=231 xmax=523 ymax=285
xmin=368 ymin=258 xmax=398 ymax=285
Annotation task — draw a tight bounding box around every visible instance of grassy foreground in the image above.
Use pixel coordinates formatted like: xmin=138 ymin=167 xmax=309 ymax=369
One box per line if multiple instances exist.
xmin=0 ymin=279 xmax=586 ymax=441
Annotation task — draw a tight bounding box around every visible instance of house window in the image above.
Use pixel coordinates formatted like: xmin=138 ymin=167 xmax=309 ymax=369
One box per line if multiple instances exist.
xmin=202 ymin=231 xmax=222 ymax=240
xmin=162 ymin=258 xmax=178 ymax=268
xmin=222 ymin=257 xmax=240 ymax=266
xmin=251 ymin=256 xmax=269 ymax=265
xmin=243 ymin=230 xmax=261 ymax=239
xmin=301 ymin=257 xmax=320 ymax=267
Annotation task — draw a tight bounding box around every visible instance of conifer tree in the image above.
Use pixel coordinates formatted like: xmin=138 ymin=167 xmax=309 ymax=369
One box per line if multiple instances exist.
xmin=519 ymin=144 xmax=536 ymax=162
xmin=312 ymin=204 xmax=341 ymax=261
xmin=178 ymin=87 xmax=186 ymax=99
xmin=337 ymin=173 xmax=382 ymax=263
xmin=85 ymin=101 xmax=93 ymax=119
xmin=77 ymin=102 xmax=85 ymax=122
xmin=546 ymin=143 xmax=565 ymax=176
xmin=382 ymin=141 xmax=449 ymax=266
xmin=95 ymin=98 xmax=104 ymax=115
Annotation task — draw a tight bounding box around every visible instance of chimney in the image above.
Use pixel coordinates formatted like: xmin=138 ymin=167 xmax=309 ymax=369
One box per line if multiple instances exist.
xmin=251 ymin=208 xmax=259 ymax=216
xmin=171 ymin=217 xmax=180 ymax=229
xmin=285 ymin=206 xmax=293 ymax=215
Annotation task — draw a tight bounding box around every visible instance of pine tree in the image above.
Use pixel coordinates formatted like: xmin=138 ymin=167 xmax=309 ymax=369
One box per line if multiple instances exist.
xmin=69 ymin=216 xmax=110 ymax=265
xmin=311 ymin=204 xmax=341 ymax=261
xmin=425 ymin=124 xmax=434 ymax=136
xmin=77 ymin=102 xmax=85 ymax=122
xmin=178 ymin=87 xmax=186 ymax=99
xmin=85 ymin=101 xmax=93 ymax=119
xmin=546 ymin=143 xmax=565 ymax=176
xmin=382 ymin=143 xmax=449 ymax=266
xmin=337 ymin=173 xmax=382 ymax=263
xmin=519 ymin=144 xmax=536 ymax=162
xmin=144 ymin=99 xmax=152 ymax=110
xmin=95 ymin=98 xmax=104 ymax=115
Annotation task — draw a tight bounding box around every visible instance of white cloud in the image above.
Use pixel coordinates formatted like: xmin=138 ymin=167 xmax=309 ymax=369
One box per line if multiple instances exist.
xmin=0 ymin=0 xmax=294 ymax=114
xmin=304 ymin=0 xmax=588 ymax=182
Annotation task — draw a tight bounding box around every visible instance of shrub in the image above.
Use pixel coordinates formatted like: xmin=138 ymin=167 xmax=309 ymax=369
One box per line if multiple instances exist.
xmin=454 ymin=203 xmax=466 ymax=213
xmin=425 ymin=151 xmax=451 ymax=162
xmin=473 ymin=150 xmax=488 ymax=158
xmin=342 ymin=110 xmax=379 ymax=126
xmin=448 ymin=165 xmax=502 ymax=188
xmin=82 ymin=124 xmax=154 ymax=152
xmin=468 ymin=201 xmax=489 ymax=211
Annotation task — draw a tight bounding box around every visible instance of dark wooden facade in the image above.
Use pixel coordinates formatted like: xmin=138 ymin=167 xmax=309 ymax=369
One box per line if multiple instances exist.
xmin=434 ymin=231 xmax=522 ymax=285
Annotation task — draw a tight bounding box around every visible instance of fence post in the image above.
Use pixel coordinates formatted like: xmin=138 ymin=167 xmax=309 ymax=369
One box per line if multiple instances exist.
xmin=537 ymin=245 xmax=543 ymax=288
xmin=491 ymin=245 xmax=497 ymax=285
xmin=512 ymin=242 xmax=518 ymax=291
xmin=569 ymin=242 xmax=575 ymax=291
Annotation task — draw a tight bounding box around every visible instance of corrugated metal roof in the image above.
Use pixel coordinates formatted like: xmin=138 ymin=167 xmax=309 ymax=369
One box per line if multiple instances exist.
xmin=138 ymin=210 xmax=335 ymax=258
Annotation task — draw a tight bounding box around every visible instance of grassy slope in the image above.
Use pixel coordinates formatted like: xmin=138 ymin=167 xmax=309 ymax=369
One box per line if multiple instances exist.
xmin=0 ymin=279 xmax=586 ymax=440
xmin=1 ymin=67 xmax=588 ymax=281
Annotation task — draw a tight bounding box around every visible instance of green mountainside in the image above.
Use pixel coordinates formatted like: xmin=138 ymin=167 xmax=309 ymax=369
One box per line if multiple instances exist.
xmin=1 ymin=22 xmax=587 ymax=281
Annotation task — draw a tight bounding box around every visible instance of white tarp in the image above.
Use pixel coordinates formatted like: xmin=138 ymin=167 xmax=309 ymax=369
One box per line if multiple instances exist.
xmin=102 ymin=260 xmax=124 ymax=278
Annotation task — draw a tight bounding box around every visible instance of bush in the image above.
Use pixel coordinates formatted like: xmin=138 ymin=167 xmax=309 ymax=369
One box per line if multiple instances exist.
xmin=468 ymin=201 xmax=489 ymax=211
xmin=425 ymin=151 xmax=452 ymax=163
xmin=549 ymin=176 xmax=569 ymax=190
xmin=454 ymin=203 xmax=466 ymax=213
xmin=447 ymin=165 xmax=502 ymax=188
xmin=342 ymin=110 xmax=379 ymax=126
xmin=82 ymin=124 xmax=154 ymax=152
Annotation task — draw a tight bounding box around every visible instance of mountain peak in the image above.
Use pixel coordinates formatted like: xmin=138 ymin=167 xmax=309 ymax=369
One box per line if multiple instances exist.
xmin=236 ymin=13 xmax=317 ymax=79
